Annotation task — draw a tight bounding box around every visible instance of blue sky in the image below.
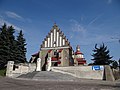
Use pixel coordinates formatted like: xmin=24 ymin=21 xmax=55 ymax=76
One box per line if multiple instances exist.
xmin=0 ymin=0 xmax=120 ymax=63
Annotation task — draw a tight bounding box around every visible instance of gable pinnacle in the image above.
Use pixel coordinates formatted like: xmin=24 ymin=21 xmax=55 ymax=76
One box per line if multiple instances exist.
xmin=53 ymin=23 xmax=58 ymax=29
xmin=54 ymin=22 xmax=57 ymax=26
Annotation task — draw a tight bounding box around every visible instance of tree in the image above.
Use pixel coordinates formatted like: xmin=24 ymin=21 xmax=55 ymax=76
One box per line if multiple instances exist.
xmin=16 ymin=30 xmax=27 ymax=63
xmin=91 ymin=43 xmax=113 ymax=65
xmin=111 ymin=60 xmax=118 ymax=69
xmin=7 ymin=26 xmax=16 ymax=62
xmin=0 ymin=24 xmax=27 ymax=69
xmin=0 ymin=24 xmax=9 ymax=68
xmin=0 ymin=24 xmax=17 ymax=68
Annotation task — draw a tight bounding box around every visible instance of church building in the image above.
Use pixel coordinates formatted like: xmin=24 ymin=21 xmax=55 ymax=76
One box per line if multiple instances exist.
xmin=30 ymin=23 xmax=86 ymax=70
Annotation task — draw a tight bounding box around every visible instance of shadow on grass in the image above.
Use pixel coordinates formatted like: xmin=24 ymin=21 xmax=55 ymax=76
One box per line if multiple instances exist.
xmin=0 ymin=68 xmax=6 ymax=76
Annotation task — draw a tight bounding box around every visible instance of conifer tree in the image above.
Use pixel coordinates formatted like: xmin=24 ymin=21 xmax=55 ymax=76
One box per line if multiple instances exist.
xmin=16 ymin=30 xmax=27 ymax=63
xmin=91 ymin=43 xmax=113 ymax=65
xmin=112 ymin=60 xmax=118 ymax=69
xmin=0 ymin=24 xmax=9 ymax=67
xmin=0 ymin=24 xmax=27 ymax=68
xmin=7 ymin=26 xmax=16 ymax=62
xmin=0 ymin=24 xmax=17 ymax=68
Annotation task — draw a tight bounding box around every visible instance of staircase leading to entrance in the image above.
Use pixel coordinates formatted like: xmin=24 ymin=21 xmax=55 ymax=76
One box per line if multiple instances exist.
xmin=17 ymin=71 xmax=78 ymax=81
xmin=17 ymin=71 xmax=38 ymax=79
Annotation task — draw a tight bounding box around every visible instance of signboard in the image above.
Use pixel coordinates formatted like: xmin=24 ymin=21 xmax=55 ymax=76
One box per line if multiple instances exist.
xmin=92 ymin=66 xmax=104 ymax=70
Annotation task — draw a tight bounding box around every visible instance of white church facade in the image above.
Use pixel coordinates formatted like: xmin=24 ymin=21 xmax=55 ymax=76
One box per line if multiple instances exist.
xmin=30 ymin=23 xmax=86 ymax=71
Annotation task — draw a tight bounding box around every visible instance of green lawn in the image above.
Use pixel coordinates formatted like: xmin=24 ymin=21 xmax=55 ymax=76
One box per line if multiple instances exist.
xmin=0 ymin=69 xmax=6 ymax=76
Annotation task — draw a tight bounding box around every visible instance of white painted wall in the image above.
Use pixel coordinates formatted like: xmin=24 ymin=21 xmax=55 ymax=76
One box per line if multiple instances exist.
xmin=48 ymin=38 xmax=50 ymax=47
xmin=54 ymin=29 xmax=56 ymax=42
xmin=45 ymin=41 xmax=47 ymax=47
xmin=57 ymin=32 xmax=59 ymax=46
xmin=50 ymin=33 xmax=53 ymax=47
xmin=60 ymin=36 xmax=62 ymax=46
xmin=63 ymin=39 xmax=65 ymax=46
xmin=76 ymin=54 xmax=84 ymax=58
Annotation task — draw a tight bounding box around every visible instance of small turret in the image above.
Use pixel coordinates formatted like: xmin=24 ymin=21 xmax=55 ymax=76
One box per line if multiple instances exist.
xmin=76 ymin=45 xmax=80 ymax=51
xmin=74 ymin=45 xmax=86 ymax=65
xmin=75 ymin=45 xmax=83 ymax=57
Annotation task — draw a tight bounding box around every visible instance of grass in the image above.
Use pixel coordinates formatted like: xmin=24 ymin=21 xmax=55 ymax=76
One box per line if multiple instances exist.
xmin=0 ymin=68 xmax=6 ymax=76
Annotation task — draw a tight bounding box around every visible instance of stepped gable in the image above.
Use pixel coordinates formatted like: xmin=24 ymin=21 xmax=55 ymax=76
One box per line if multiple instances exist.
xmin=41 ymin=23 xmax=71 ymax=48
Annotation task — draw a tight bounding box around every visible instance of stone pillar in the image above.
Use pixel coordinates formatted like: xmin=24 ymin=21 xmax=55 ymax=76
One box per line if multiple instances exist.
xmin=47 ymin=57 xmax=51 ymax=71
xmin=36 ymin=58 xmax=41 ymax=71
xmin=104 ymin=65 xmax=115 ymax=81
xmin=6 ymin=61 xmax=14 ymax=77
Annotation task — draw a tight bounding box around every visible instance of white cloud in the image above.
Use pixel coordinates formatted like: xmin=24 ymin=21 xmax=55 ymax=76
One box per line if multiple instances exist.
xmin=72 ymin=33 xmax=115 ymax=46
xmin=88 ymin=14 xmax=103 ymax=26
xmin=72 ymin=23 xmax=86 ymax=32
xmin=0 ymin=11 xmax=31 ymax=32
xmin=69 ymin=19 xmax=87 ymax=38
xmin=70 ymin=19 xmax=86 ymax=32
xmin=107 ymin=0 xmax=112 ymax=4
xmin=69 ymin=19 xmax=115 ymax=46
xmin=0 ymin=17 xmax=22 ymax=32
xmin=5 ymin=11 xmax=24 ymax=21
xmin=5 ymin=11 xmax=32 ymax=23
xmin=26 ymin=18 xmax=32 ymax=23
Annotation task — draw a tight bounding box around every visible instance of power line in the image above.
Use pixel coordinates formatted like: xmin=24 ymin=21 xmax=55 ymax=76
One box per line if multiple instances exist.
xmin=71 ymin=40 xmax=119 ymax=47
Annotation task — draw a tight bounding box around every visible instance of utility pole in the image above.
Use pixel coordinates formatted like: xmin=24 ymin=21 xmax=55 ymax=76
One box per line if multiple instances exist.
xmin=111 ymin=37 xmax=120 ymax=71
xmin=111 ymin=37 xmax=120 ymax=43
xmin=118 ymin=59 xmax=120 ymax=71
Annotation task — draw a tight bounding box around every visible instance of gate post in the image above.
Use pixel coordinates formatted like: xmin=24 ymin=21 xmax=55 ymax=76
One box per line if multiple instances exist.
xmin=36 ymin=58 xmax=41 ymax=71
xmin=6 ymin=61 xmax=14 ymax=77
xmin=47 ymin=57 xmax=51 ymax=71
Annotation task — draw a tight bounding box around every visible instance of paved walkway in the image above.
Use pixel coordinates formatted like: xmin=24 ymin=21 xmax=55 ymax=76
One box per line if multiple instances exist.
xmin=17 ymin=71 xmax=120 ymax=86
xmin=0 ymin=71 xmax=119 ymax=90
xmin=18 ymin=71 xmax=78 ymax=81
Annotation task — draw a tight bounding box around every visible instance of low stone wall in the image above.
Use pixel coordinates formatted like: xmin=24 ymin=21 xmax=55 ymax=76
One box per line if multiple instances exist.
xmin=6 ymin=61 xmax=115 ymax=81
xmin=112 ymin=69 xmax=120 ymax=80
xmin=51 ymin=65 xmax=115 ymax=81
xmin=51 ymin=66 xmax=104 ymax=80
xmin=6 ymin=61 xmax=36 ymax=78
